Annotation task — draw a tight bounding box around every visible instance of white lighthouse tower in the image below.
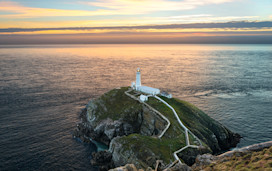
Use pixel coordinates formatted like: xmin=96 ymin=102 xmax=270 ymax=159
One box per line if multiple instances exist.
xmin=130 ymin=68 xmax=171 ymax=100
xmin=135 ymin=68 xmax=141 ymax=90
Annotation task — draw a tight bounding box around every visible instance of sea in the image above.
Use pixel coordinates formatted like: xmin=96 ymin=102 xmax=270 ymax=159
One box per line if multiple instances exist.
xmin=0 ymin=44 xmax=271 ymax=170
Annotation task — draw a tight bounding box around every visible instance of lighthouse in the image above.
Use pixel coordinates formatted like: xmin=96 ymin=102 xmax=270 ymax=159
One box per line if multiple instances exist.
xmin=130 ymin=68 xmax=172 ymax=101
xmin=131 ymin=68 xmax=160 ymax=95
xmin=136 ymin=68 xmax=141 ymax=90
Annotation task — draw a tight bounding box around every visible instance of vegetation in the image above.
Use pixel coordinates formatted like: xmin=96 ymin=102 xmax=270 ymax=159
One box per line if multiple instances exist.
xmin=148 ymin=96 xmax=235 ymax=153
xmin=200 ymin=146 xmax=272 ymax=171
xmin=87 ymin=87 xmax=142 ymax=122
xmin=117 ymin=134 xmax=186 ymax=164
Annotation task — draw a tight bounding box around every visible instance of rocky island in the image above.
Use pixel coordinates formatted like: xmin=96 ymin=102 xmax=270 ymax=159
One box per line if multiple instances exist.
xmin=73 ymin=87 xmax=241 ymax=170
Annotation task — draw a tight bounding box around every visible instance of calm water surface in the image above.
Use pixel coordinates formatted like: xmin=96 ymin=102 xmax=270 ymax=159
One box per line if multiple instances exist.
xmin=0 ymin=44 xmax=271 ymax=170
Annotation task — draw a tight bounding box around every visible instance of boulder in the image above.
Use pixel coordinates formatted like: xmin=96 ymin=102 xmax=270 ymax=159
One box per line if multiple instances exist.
xmin=90 ymin=151 xmax=115 ymax=171
xmin=109 ymin=164 xmax=138 ymax=171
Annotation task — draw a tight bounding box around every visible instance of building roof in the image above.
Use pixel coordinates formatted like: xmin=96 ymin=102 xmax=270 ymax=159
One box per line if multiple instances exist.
xmin=138 ymin=86 xmax=160 ymax=92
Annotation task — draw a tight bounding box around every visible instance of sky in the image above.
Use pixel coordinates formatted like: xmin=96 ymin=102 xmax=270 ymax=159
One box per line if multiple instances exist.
xmin=0 ymin=0 xmax=272 ymax=44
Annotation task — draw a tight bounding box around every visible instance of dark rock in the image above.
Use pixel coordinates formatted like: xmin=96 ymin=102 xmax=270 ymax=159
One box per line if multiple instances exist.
xmin=91 ymin=151 xmax=115 ymax=171
xmin=109 ymin=164 xmax=139 ymax=171
xmin=79 ymin=108 xmax=88 ymax=122
xmin=163 ymin=162 xmax=191 ymax=171
xmin=177 ymin=146 xmax=210 ymax=166
xmin=73 ymin=122 xmax=92 ymax=143
xmin=191 ymin=153 xmax=215 ymax=170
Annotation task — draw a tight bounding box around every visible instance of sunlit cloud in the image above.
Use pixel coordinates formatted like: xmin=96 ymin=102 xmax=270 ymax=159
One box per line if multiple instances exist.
xmin=0 ymin=0 xmax=269 ymax=30
xmin=1 ymin=31 xmax=272 ymax=45
xmin=0 ymin=1 xmax=118 ymax=18
xmin=86 ymin=0 xmax=235 ymax=14
xmin=0 ymin=0 xmax=235 ymax=19
xmin=156 ymin=15 xmax=260 ymax=23
xmin=1 ymin=28 xmax=272 ymax=36
xmin=0 ymin=0 xmax=271 ymax=44
xmin=0 ymin=14 xmax=265 ymax=29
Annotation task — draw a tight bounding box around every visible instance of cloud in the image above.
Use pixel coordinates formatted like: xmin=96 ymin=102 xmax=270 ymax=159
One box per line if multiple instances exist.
xmin=157 ymin=15 xmax=260 ymax=23
xmin=0 ymin=14 xmax=262 ymax=28
xmin=0 ymin=21 xmax=271 ymax=33
xmin=1 ymin=33 xmax=272 ymax=44
xmin=85 ymin=0 xmax=234 ymax=14
xmin=0 ymin=0 xmax=235 ymax=19
xmin=0 ymin=1 xmax=120 ymax=18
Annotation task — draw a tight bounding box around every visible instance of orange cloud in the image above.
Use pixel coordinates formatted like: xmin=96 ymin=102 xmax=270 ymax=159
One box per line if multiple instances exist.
xmin=0 ymin=0 xmax=235 ymax=19
xmin=0 ymin=1 xmax=119 ymax=18
xmin=87 ymin=0 xmax=235 ymax=14
xmin=0 ymin=14 xmax=262 ymax=29
xmin=1 ymin=27 xmax=271 ymax=35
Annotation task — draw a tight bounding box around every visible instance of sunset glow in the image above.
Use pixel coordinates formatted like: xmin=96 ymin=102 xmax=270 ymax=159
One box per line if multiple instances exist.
xmin=0 ymin=0 xmax=271 ymax=44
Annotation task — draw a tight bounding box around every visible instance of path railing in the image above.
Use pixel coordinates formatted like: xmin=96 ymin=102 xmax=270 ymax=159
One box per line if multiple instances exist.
xmin=125 ymin=89 xmax=170 ymax=138
xmin=125 ymin=88 xmax=203 ymax=164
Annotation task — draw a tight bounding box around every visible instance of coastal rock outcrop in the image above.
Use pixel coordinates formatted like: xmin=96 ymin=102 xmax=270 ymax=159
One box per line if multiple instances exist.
xmin=90 ymin=151 xmax=115 ymax=171
xmin=109 ymin=162 xmax=192 ymax=171
xmin=73 ymin=87 xmax=240 ymax=169
xmin=109 ymin=135 xmax=162 ymax=168
xmin=109 ymin=164 xmax=139 ymax=171
xmin=109 ymin=141 xmax=272 ymax=171
xmin=192 ymin=141 xmax=272 ymax=170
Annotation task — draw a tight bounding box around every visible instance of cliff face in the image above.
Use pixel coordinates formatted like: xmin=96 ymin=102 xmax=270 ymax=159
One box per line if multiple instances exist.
xmin=74 ymin=87 xmax=240 ymax=169
xmin=108 ymin=141 xmax=272 ymax=171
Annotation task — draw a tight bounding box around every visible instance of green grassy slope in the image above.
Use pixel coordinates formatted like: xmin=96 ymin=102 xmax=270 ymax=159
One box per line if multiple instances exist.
xmin=199 ymin=146 xmax=272 ymax=171
xmin=148 ymin=96 xmax=233 ymax=152
xmin=87 ymin=87 xmax=142 ymax=124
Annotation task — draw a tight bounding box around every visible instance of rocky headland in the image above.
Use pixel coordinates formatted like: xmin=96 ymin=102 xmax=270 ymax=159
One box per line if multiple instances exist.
xmin=73 ymin=87 xmax=241 ymax=170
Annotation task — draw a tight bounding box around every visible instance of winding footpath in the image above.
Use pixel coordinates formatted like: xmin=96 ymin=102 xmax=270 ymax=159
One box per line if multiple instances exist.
xmin=125 ymin=89 xmax=203 ymax=164
xmin=154 ymin=95 xmax=202 ymax=162
xmin=125 ymin=89 xmax=170 ymax=138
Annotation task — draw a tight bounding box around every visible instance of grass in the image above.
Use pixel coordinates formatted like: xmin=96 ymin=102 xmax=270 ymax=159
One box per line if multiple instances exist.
xmin=118 ymin=134 xmax=186 ymax=164
xmin=149 ymin=96 xmax=232 ymax=152
xmin=146 ymin=97 xmax=185 ymax=137
xmin=146 ymin=96 xmax=211 ymax=148
xmin=87 ymin=87 xmax=142 ymax=123
xmin=199 ymin=146 xmax=272 ymax=171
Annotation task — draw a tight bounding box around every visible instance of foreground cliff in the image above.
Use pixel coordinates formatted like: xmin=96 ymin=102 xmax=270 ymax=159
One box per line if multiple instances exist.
xmin=74 ymin=87 xmax=240 ymax=169
xmin=109 ymin=141 xmax=272 ymax=171
xmin=192 ymin=141 xmax=272 ymax=171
